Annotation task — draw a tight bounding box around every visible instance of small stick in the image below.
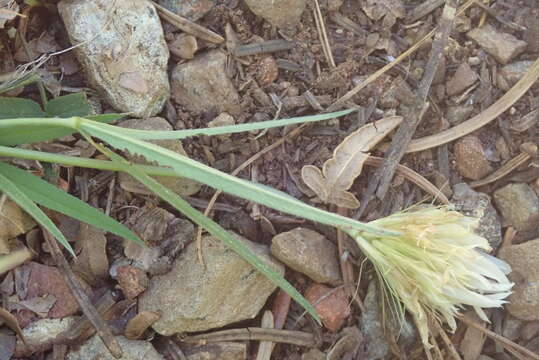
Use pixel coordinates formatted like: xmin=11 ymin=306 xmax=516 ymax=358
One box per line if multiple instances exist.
xmin=181 ymin=328 xmax=316 ymax=347
xmin=231 ymin=40 xmax=295 ymax=57
xmin=42 ymin=230 xmax=123 ymax=358
xmin=151 ymin=1 xmax=224 ymax=44
xmin=312 ymin=0 xmax=336 ymax=68
xmin=356 ymin=0 xmax=457 ymax=216
xmin=406 ymin=0 xmax=445 ymax=23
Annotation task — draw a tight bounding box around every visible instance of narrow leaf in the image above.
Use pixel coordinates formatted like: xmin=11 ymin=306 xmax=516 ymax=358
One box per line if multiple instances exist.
xmin=0 ymin=162 xmax=142 ymax=245
xmin=0 ymin=97 xmax=45 ymax=119
xmin=83 ymin=110 xmax=355 ymax=140
xmin=79 ymin=120 xmax=397 ymax=237
xmin=88 ymin=141 xmax=322 ymax=323
xmin=0 ymin=169 xmax=74 ymax=255
xmin=301 ymin=116 xmax=402 ymax=208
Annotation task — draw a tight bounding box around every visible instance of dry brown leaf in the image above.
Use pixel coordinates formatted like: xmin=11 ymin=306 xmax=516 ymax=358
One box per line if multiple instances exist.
xmin=301 ymin=116 xmax=402 ymax=208
xmin=0 ymin=306 xmax=26 ymax=344
xmin=0 ymin=200 xmax=36 ymax=254
xmin=124 ymin=311 xmax=161 ymax=340
xmin=73 ymin=223 xmax=109 ymax=285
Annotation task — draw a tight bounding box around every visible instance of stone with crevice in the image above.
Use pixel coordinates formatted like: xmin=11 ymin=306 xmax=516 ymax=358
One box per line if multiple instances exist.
xmin=58 ymin=0 xmax=170 ymax=117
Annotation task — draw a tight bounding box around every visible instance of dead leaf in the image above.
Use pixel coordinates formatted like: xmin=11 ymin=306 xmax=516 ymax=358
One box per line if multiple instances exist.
xmin=124 ymin=311 xmax=160 ymax=340
xmin=0 ymin=0 xmax=19 ymax=29
xmin=73 ymin=224 xmax=109 ymax=286
xmin=16 ymin=295 xmax=57 ymax=318
xmin=0 ymin=306 xmax=26 ymax=344
xmin=0 ymin=200 xmax=37 ymax=254
xmin=301 ymin=116 xmax=402 ymax=208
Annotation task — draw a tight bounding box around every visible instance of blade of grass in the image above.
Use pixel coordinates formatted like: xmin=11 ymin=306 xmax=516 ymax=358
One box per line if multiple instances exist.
xmin=0 ymin=170 xmax=74 ymax=255
xmin=84 ymin=136 xmax=321 ymax=323
xmin=0 ymin=162 xmax=142 ymax=245
xmin=79 ymin=120 xmax=398 ymax=237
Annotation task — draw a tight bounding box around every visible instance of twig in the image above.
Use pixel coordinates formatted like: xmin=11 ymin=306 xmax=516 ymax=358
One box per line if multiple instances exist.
xmin=151 ymin=1 xmax=224 ymax=44
xmin=231 ymin=40 xmax=295 ymax=57
xmin=312 ymin=0 xmax=336 ymax=68
xmin=406 ymin=0 xmax=445 ymax=23
xmin=327 ymin=0 xmax=475 ymax=111
xmin=271 ymin=289 xmax=292 ymax=330
xmin=406 ymin=57 xmax=539 ymax=153
xmin=432 ymin=320 xmax=462 ymax=360
xmin=470 ymin=152 xmax=531 ymax=188
xmin=42 ymin=230 xmax=123 ymax=358
xmin=356 ymin=0 xmax=457 ymax=217
xmin=472 ymin=1 xmax=526 ymax=31
xmin=181 ymin=328 xmax=316 ymax=347
xmin=255 ymin=311 xmax=276 ymax=360
xmin=459 ymin=314 xmax=539 ymax=360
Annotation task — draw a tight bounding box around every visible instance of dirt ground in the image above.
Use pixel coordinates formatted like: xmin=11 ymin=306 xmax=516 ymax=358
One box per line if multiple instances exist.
xmin=1 ymin=0 xmax=539 ymax=359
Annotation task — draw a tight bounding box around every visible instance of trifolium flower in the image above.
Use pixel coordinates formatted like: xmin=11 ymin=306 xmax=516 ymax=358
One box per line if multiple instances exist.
xmin=345 ymin=206 xmax=513 ymax=346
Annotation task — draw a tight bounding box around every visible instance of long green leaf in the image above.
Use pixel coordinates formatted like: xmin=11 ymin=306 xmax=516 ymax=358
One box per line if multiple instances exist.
xmin=86 ymin=138 xmax=321 ymax=323
xmin=81 ymin=109 xmax=355 ymax=140
xmin=0 ymin=169 xmax=74 ymax=255
xmin=0 ymin=162 xmax=142 ymax=245
xmin=80 ymin=120 xmax=397 ymax=237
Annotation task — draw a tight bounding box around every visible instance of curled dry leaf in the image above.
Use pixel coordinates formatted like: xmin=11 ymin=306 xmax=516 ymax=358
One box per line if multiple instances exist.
xmin=124 ymin=311 xmax=161 ymax=340
xmin=301 ymin=116 xmax=402 ymax=208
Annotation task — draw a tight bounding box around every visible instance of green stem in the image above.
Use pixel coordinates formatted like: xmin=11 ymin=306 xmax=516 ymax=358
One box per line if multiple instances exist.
xmin=0 ymin=145 xmax=176 ymax=177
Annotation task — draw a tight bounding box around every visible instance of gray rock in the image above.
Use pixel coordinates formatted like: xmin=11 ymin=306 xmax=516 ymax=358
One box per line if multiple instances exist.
xmin=497 ymin=61 xmax=535 ymax=91
xmin=58 ymin=0 xmax=170 ymax=117
xmin=271 ymin=228 xmax=341 ymax=286
xmin=139 ymin=233 xmax=284 ymax=335
xmin=446 ymin=105 xmax=473 ymax=125
xmin=67 ymin=335 xmax=163 ymax=360
xmin=117 ymin=117 xmax=201 ymax=196
xmin=453 ymin=135 xmax=493 ymax=181
xmin=466 ymin=24 xmax=527 ymax=65
xmin=184 ymin=342 xmax=246 ymax=360
xmin=158 ymin=0 xmax=214 ymax=21
xmin=452 ymin=183 xmax=502 ymax=250
xmin=446 ymin=62 xmax=478 ymax=96
xmin=244 ymin=0 xmax=307 ymax=28
xmin=502 ymin=314 xmax=523 ymax=341
xmin=171 ymin=50 xmax=240 ymax=114
xmin=498 ymin=238 xmax=539 ymax=321
xmin=15 ymin=317 xmax=76 ymax=357
xmin=359 ymin=282 xmax=415 ymax=360
xmin=493 ymin=183 xmax=539 ymax=231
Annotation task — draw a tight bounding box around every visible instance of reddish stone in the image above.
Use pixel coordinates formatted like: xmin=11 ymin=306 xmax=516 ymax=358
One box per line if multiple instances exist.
xmin=305 ymin=283 xmax=350 ymax=332
xmin=25 ymin=262 xmax=79 ymax=318
xmin=116 ymin=266 xmax=149 ymax=300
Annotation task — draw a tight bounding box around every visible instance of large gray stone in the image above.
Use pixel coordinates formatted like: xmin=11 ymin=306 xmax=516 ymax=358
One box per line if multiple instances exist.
xmin=158 ymin=0 xmax=214 ymax=21
xmin=171 ymin=50 xmax=239 ymax=115
xmin=67 ymin=335 xmax=163 ymax=360
xmin=58 ymin=0 xmax=170 ymax=117
xmin=271 ymin=228 xmax=341 ymax=286
xmin=139 ymin=233 xmax=284 ymax=335
xmin=498 ymin=239 xmax=539 ymax=321
xmin=493 ymin=183 xmax=539 ymax=231
xmin=466 ymin=24 xmax=527 ymax=65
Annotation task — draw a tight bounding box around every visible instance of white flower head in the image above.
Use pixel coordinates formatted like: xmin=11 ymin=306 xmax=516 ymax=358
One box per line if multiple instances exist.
xmin=346 ymin=206 xmax=513 ymax=346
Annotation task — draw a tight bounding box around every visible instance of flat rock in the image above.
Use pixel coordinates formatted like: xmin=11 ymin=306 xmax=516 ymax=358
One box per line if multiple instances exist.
xmin=67 ymin=335 xmax=163 ymax=360
xmin=139 ymin=233 xmax=284 ymax=335
xmin=446 ymin=62 xmax=478 ymax=96
xmin=244 ymin=0 xmax=306 ymax=28
xmin=171 ymin=50 xmax=240 ymax=115
xmin=452 ymin=183 xmax=502 ymax=249
xmin=58 ymin=0 xmax=170 ymax=117
xmin=493 ymin=183 xmax=539 ymax=231
xmin=466 ymin=24 xmax=527 ymax=65
xmin=117 ymin=117 xmax=201 ymax=196
xmin=453 ymin=135 xmax=493 ymax=181
xmin=158 ymin=0 xmax=214 ymax=21
xmin=498 ymin=239 xmax=539 ymax=321
xmin=271 ymin=228 xmax=341 ymax=285
xmin=14 ymin=317 xmax=76 ymax=357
